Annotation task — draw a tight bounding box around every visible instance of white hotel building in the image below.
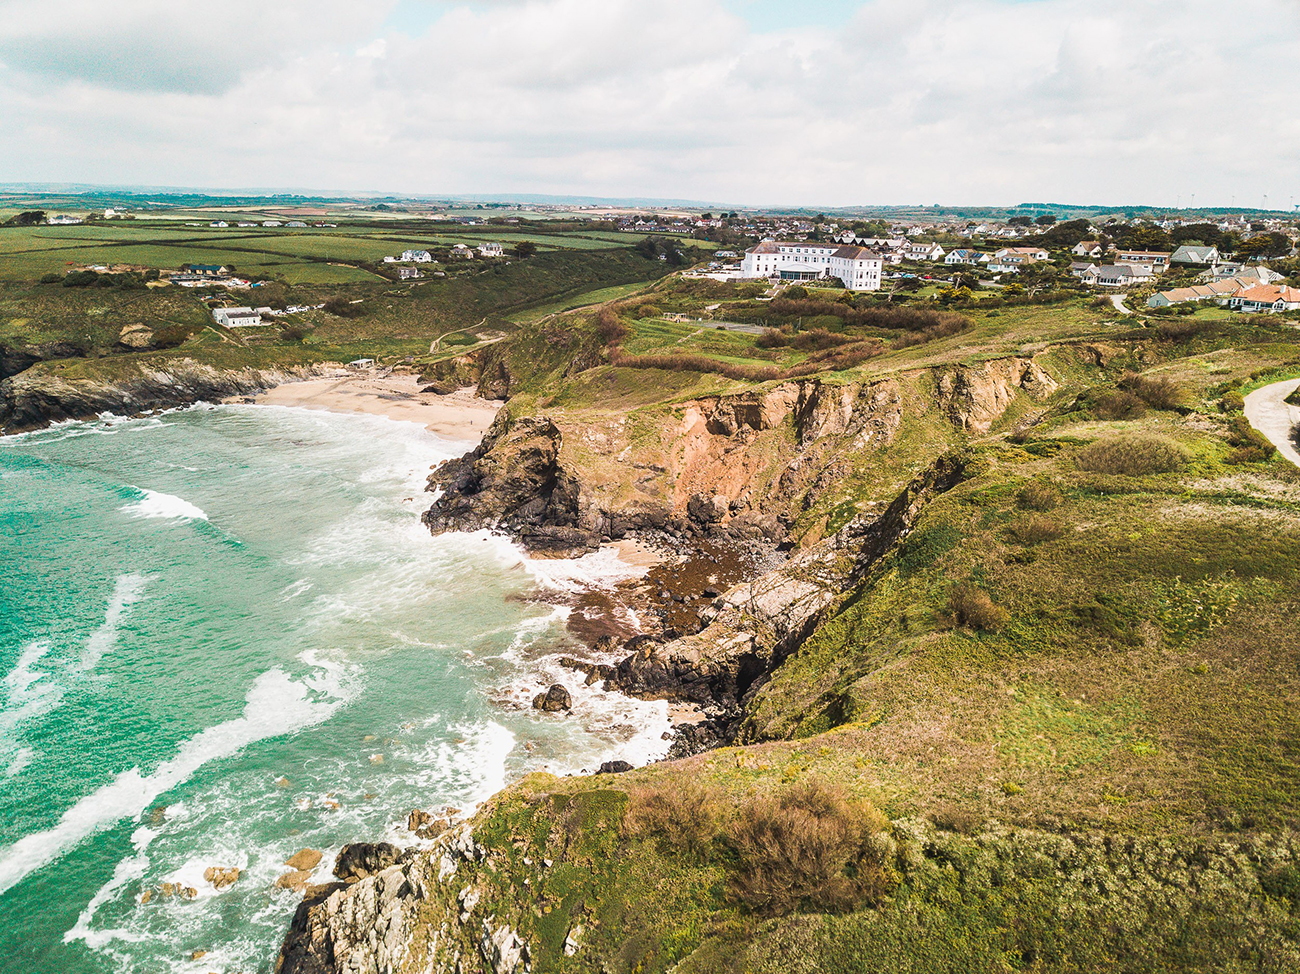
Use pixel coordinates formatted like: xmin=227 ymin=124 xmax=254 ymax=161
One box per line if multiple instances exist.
xmin=741 ymin=240 xmax=883 ymax=291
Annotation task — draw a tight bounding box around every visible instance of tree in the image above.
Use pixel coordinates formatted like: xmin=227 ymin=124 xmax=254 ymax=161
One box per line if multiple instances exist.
xmin=1035 ymin=214 xmax=1057 ymax=226
xmin=1237 ymin=233 xmax=1291 ymax=259
xmin=513 ymin=240 xmax=537 ymax=258
xmin=1008 ymin=216 xmax=1033 ymax=227
xmin=4 ymin=210 xmax=45 ymax=227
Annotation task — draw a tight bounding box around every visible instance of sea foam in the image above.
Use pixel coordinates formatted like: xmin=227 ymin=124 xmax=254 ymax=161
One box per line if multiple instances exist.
xmin=121 ymin=487 xmax=208 ymax=522
xmin=80 ymin=573 xmax=150 ymax=670
xmin=0 ymin=666 xmax=348 ymax=896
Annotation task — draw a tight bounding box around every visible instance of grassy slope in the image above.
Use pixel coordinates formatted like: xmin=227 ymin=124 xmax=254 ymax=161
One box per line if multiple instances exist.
xmin=391 ymin=291 xmax=1300 ymax=972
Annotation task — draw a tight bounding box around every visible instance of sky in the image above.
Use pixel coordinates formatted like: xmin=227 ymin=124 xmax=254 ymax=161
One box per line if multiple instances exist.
xmin=0 ymin=0 xmax=1297 ymax=208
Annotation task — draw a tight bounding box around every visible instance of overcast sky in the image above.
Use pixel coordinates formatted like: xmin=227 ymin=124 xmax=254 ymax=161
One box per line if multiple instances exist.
xmin=0 ymin=0 xmax=1296 ymax=207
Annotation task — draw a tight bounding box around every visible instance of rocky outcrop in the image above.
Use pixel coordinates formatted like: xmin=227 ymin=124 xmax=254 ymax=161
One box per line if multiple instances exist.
xmin=334 ymin=843 xmax=404 ymax=884
xmin=0 ymin=359 xmax=326 ymax=434
xmin=936 ymin=357 xmax=1058 ymax=434
xmin=531 ymin=684 xmax=572 ymax=712
xmin=592 ymin=453 xmax=969 ymax=727
xmin=422 ymin=411 xmax=592 ymax=553
xmin=422 ymin=376 xmax=909 ymax=555
xmin=0 ymin=340 xmax=87 ymax=380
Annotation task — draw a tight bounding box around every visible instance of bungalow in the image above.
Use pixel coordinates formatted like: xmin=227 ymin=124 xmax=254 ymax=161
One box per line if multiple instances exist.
xmin=1115 ymin=250 xmax=1171 ymax=272
xmin=944 ymin=249 xmax=986 ymax=265
xmin=1087 ymin=264 xmax=1155 ymax=287
xmin=903 ymin=242 xmax=946 ymax=262
xmin=995 ymin=246 xmax=1050 ymax=262
xmin=212 ymin=306 xmax=262 ymax=327
xmin=1228 ymin=284 xmax=1300 ymax=313
xmin=1072 ymin=240 xmax=1107 ymax=258
xmin=1171 ymin=245 xmax=1219 ymax=266
xmin=1201 ymin=263 xmax=1284 ymax=285
xmin=46 ymin=214 xmax=83 ymax=225
xmin=262 ymin=220 xmax=282 ymax=227
xmin=189 ymin=264 xmax=229 ymax=278
xmin=209 ymin=221 xmax=228 ymax=228
xmin=1146 ymin=278 xmax=1247 ymax=308
xmin=478 ymin=242 xmax=505 ymax=257
xmin=285 ymin=221 xmax=307 ymax=228
xmin=1070 ymin=261 xmax=1099 ymax=279
xmin=400 ymin=250 xmax=433 ymax=263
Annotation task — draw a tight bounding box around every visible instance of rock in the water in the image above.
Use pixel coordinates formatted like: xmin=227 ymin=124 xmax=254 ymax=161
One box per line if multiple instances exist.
xmin=532 ymin=684 xmax=572 ymax=713
xmin=190 ymin=949 xmax=207 ymax=961
xmin=285 ymin=849 xmax=323 ymax=872
xmin=203 ymin=866 xmax=241 ymax=890
xmin=597 ymin=760 xmax=633 ymax=774
xmin=333 ymin=842 xmax=402 ymax=883
xmin=276 ymin=869 xmax=315 ymax=892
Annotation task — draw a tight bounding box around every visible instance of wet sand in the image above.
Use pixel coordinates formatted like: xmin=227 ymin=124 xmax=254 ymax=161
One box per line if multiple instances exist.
xmin=244 ymin=371 xmax=501 ymax=442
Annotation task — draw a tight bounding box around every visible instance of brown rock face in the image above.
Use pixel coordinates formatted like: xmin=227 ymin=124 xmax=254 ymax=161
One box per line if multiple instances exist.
xmin=117 ymin=324 xmax=155 ymax=350
xmin=936 ymin=357 xmax=1058 ymax=434
xmin=334 ymin=843 xmax=403 ymax=884
xmin=276 ymin=869 xmax=315 ymax=892
xmin=285 ymin=849 xmax=323 ymax=872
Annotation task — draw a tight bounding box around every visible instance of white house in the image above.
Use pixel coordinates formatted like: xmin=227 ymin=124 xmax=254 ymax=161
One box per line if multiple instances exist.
xmin=945 ymin=249 xmax=985 ymax=265
xmin=1171 ymin=245 xmax=1219 ymax=266
xmin=478 ymin=242 xmax=505 ymax=257
xmin=46 ymin=214 xmax=83 ymax=225
xmin=1202 ymin=263 xmax=1283 ymax=285
xmin=1115 ymin=250 xmax=1171 ymax=272
xmin=1072 ymin=240 xmax=1106 ymax=258
xmin=903 ymin=242 xmax=946 ymax=262
xmin=212 ymin=306 xmax=263 ymax=327
xmin=1070 ymin=261 xmax=1100 ymax=279
xmin=995 ymin=247 xmax=1050 ymax=262
xmin=209 ymin=221 xmax=228 ymax=228
xmin=262 ymin=220 xmax=283 ymax=227
xmin=1088 ymin=264 xmax=1154 ymax=287
xmin=397 ymin=267 xmax=421 ymax=280
xmin=400 ymin=250 xmax=433 ymax=263
xmin=741 ymin=240 xmax=883 ymax=291
xmin=1228 ymin=284 xmax=1300 ymax=313
xmin=450 ymin=244 xmax=474 ymax=259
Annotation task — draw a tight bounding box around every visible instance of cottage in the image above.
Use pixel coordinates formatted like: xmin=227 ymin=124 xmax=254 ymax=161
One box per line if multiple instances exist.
xmin=478 ymin=242 xmax=505 ymax=257
xmin=347 ymin=358 xmax=376 ymax=369
xmin=46 ymin=214 xmax=83 ymax=225
xmin=1201 ymin=263 xmax=1283 ymax=285
xmin=1228 ymin=284 xmax=1300 ymax=313
xmin=396 ymin=267 xmax=422 ymax=280
xmin=995 ymin=246 xmax=1050 ymax=261
xmin=945 ymin=249 xmax=985 ymax=265
xmin=1171 ymin=245 xmax=1220 ymax=266
xmin=400 ymin=250 xmax=433 ymax=263
xmin=1072 ymin=240 xmax=1107 ymax=258
xmin=212 ymin=306 xmax=262 ymax=327
xmin=903 ymin=242 xmax=946 ymax=262
xmin=1070 ymin=261 xmax=1099 ymax=279
xmin=450 ymin=244 xmax=474 ymax=259
xmin=1089 ymin=264 xmax=1155 ymax=287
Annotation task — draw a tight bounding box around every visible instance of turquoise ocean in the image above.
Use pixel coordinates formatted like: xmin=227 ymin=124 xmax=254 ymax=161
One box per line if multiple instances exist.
xmin=0 ymin=403 xmax=669 ymax=973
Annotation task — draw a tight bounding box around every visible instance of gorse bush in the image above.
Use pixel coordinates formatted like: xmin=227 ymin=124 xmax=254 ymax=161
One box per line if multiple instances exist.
xmin=1077 ymin=435 xmax=1188 ymax=476
xmin=323 ymin=296 xmax=365 ymax=317
xmin=624 ymin=783 xmax=718 ymax=857
xmin=1006 ymin=515 xmax=1066 ymax=545
xmin=947 ymin=584 xmax=1010 ymax=631
xmin=1017 ymin=481 xmax=1062 ymax=511
xmin=594 ymin=307 xmax=628 ymax=345
xmin=1091 ymin=390 xmax=1147 ymax=420
xmin=1224 ymin=415 xmax=1276 ymax=464
xmin=724 ymin=781 xmax=893 ymax=915
xmin=1120 ymin=372 xmax=1185 ymax=411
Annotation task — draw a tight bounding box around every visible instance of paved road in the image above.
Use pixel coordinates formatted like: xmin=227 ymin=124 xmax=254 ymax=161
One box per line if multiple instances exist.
xmin=1110 ymin=294 xmax=1133 ymax=315
xmin=1244 ymin=377 xmax=1300 ymax=469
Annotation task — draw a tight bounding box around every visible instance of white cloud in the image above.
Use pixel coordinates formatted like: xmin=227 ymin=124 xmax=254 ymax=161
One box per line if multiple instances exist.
xmin=0 ymin=0 xmax=1296 ymax=206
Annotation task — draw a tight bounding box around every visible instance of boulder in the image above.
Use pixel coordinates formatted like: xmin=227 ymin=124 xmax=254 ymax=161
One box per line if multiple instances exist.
xmin=597 ymin=760 xmax=633 ymax=774
xmin=532 ymin=684 xmax=572 ymax=713
xmin=285 ymin=848 xmax=323 ymax=872
xmin=333 ymin=842 xmax=402 ymax=883
xmin=275 ymin=869 xmax=314 ymax=893
xmin=203 ymin=866 xmax=241 ymax=890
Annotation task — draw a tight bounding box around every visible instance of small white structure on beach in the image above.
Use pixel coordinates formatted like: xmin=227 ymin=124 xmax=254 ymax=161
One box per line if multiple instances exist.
xmin=347 ymin=358 xmax=376 ymax=369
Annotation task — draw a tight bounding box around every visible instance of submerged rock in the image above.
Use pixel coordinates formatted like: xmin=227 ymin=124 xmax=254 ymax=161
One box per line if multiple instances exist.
xmin=285 ymin=849 xmax=323 ymax=872
xmin=203 ymin=866 xmax=241 ymax=890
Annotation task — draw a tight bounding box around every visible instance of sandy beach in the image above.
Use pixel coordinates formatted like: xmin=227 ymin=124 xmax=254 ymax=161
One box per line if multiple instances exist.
xmin=243 ymin=371 xmax=501 ymax=442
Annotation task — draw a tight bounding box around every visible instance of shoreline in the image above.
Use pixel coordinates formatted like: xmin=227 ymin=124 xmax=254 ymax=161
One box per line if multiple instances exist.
xmin=238 ymin=370 xmax=502 ymax=442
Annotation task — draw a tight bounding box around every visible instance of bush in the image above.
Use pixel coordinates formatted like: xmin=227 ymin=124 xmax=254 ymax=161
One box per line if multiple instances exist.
xmin=1077 ymin=435 xmax=1188 ymax=476
xmin=930 ymin=804 xmax=980 ymax=835
xmin=892 ymin=315 xmax=971 ymax=349
xmin=1224 ymin=415 xmax=1275 ymax=464
xmin=1091 ymin=390 xmax=1147 ymax=420
xmin=784 ymin=285 xmax=809 ymax=300
xmin=1220 ymin=389 xmax=1246 ymax=413
xmin=947 ymin=584 xmax=1010 ymax=631
xmin=280 ymin=323 xmax=307 ymax=341
xmin=1120 ymin=372 xmax=1185 ymax=411
xmin=1017 ymin=482 xmax=1061 ymax=511
xmin=725 ymin=780 xmax=892 ymax=915
xmin=1006 ymin=515 xmax=1065 ymax=545
xmin=152 ymin=325 xmax=194 ymax=349
xmin=610 ymin=350 xmax=780 ymax=382
xmin=755 ymin=327 xmax=788 ymax=349
xmin=323 ymin=296 xmax=365 ymax=317
xmin=624 ymin=783 xmax=718 ymax=857
xmin=594 ymin=307 xmax=627 ymax=345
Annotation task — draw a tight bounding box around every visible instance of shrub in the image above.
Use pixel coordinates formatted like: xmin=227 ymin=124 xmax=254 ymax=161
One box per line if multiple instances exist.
xmin=892 ymin=314 xmax=971 ymax=349
xmin=1017 ymin=482 xmax=1061 ymax=511
xmin=280 ymin=323 xmax=307 ymax=341
xmin=947 ymin=584 xmax=1010 ymax=631
xmin=1120 ymin=372 xmax=1185 ymax=411
xmin=624 ymin=783 xmax=718 ymax=857
xmin=1261 ymin=864 xmax=1300 ymax=905
xmin=784 ymin=285 xmax=809 ymax=300
xmin=1286 ymin=387 xmax=1300 ymax=408
xmin=1224 ymin=415 xmax=1275 ymax=464
xmin=1220 ymin=389 xmax=1246 ymax=413
xmin=929 ymin=804 xmax=980 ymax=835
xmin=594 ymin=307 xmax=627 ymax=345
xmin=755 ymin=327 xmax=788 ymax=349
xmin=782 ymin=340 xmax=885 ymax=378
xmin=1092 ymin=390 xmax=1147 ymax=420
xmin=1077 ymin=435 xmax=1188 ymax=476
xmin=152 ymin=325 xmax=193 ymax=349
xmin=725 ymin=780 xmax=892 ymax=915
xmin=1006 ymin=515 xmax=1065 ymax=545
xmin=323 ymin=296 xmax=365 ymax=317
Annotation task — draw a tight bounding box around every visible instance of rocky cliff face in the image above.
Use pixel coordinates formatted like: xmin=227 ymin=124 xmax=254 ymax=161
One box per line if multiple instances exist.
xmin=0 ymin=359 xmax=324 ymax=433
xmin=935 ymin=356 xmax=1058 ymax=434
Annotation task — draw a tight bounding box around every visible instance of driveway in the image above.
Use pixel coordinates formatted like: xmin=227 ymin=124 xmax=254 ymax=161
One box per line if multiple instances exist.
xmin=1110 ymin=294 xmax=1132 ymax=315
xmin=1244 ymin=377 xmax=1300 ymax=469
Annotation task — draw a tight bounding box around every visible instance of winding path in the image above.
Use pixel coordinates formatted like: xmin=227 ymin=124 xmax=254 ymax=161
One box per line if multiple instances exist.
xmin=1110 ymin=294 xmax=1133 ymax=315
xmin=1244 ymin=377 xmax=1300 ymax=469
